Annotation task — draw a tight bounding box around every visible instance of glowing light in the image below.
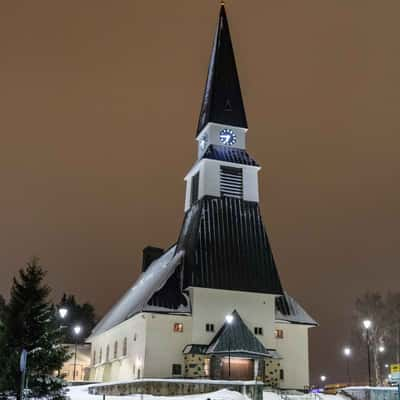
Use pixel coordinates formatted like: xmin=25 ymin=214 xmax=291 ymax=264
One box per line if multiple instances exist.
xmin=73 ymin=325 xmax=82 ymax=335
xmin=363 ymin=319 xmax=372 ymax=329
xmin=59 ymin=307 xmax=68 ymax=319
xmin=378 ymin=345 xmax=385 ymax=353
xmin=343 ymin=347 xmax=351 ymax=357
xmin=320 ymin=375 xmax=327 ymax=382
xmin=225 ymin=314 xmax=234 ymax=324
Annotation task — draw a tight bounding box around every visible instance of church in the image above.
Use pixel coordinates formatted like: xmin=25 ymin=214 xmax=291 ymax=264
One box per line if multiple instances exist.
xmin=88 ymin=5 xmax=316 ymax=390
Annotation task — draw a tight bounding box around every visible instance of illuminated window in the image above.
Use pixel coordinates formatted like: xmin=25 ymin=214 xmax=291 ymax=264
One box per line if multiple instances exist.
xmin=206 ymin=323 xmax=215 ymax=332
xmin=275 ymin=329 xmax=284 ymax=339
xmin=123 ymin=337 xmax=128 ymax=356
xmin=174 ymin=323 xmax=184 ymax=333
xmin=254 ymin=327 xmax=263 ymax=335
xmin=114 ymin=341 xmax=118 ymax=359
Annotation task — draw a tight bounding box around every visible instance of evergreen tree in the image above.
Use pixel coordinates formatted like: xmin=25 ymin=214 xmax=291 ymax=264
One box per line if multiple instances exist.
xmin=0 ymin=258 xmax=69 ymax=399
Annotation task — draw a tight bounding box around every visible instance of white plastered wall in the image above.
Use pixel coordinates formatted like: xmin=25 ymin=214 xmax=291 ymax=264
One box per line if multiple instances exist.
xmin=189 ymin=287 xmax=276 ymax=349
xmin=273 ymin=322 xmax=310 ymax=390
xmin=184 ymin=160 xmax=260 ymax=211
xmin=143 ymin=313 xmax=192 ymax=378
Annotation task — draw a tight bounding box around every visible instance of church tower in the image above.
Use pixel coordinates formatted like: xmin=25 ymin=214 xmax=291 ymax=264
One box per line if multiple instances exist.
xmin=179 ymin=5 xmax=282 ymax=296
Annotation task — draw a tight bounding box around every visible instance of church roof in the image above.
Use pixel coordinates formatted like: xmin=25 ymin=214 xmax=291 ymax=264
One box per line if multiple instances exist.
xmin=202 ymin=145 xmax=259 ymax=166
xmin=206 ymin=310 xmax=270 ymax=358
xmin=178 ymin=196 xmax=283 ymax=295
xmin=90 ymin=246 xmax=190 ymax=337
xmin=275 ymin=293 xmax=317 ymax=326
xmin=197 ymin=5 xmax=247 ymax=135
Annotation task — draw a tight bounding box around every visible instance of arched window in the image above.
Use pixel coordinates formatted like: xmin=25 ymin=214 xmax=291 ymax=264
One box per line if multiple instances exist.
xmin=106 ymin=345 xmax=110 ymax=362
xmin=93 ymin=350 xmax=96 ymax=365
xmin=99 ymin=348 xmax=102 ymax=364
xmin=114 ymin=341 xmax=118 ymax=359
xmin=123 ymin=337 xmax=128 ymax=356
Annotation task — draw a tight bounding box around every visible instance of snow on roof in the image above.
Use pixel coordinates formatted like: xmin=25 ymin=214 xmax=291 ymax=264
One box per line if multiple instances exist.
xmin=90 ymin=246 xmax=188 ymax=337
xmin=275 ymin=293 xmax=317 ymax=326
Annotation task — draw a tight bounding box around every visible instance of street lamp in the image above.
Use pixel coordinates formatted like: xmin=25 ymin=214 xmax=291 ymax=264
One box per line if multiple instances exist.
xmin=363 ymin=319 xmax=372 ymax=386
xmin=59 ymin=307 xmax=68 ymax=319
xmin=225 ymin=314 xmax=234 ymax=379
xmin=378 ymin=345 xmax=385 ymax=353
xmin=343 ymin=347 xmax=352 ymax=385
xmin=72 ymin=325 xmax=82 ymax=381
xmin=320 ymin=375 xmax=327 ymax=383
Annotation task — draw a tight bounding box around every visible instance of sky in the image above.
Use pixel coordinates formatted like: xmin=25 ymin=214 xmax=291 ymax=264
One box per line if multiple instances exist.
xmin=1 ymin=0 xmax=400 ymax=385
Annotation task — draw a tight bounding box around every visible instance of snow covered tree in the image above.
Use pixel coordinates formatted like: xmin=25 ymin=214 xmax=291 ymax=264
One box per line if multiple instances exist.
xmin=0 ymin=258 xmax=69 ymax=399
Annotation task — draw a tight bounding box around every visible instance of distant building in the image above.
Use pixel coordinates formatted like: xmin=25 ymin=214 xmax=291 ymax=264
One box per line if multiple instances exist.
xmin=61 ymin=343 xmax=91 ymax=382
xmin=88 ymin=5 xmax=317 ymax=390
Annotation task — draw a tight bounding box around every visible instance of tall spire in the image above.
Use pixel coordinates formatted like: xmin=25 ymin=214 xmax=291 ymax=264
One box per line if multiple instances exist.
xmin=196 ymin=5 xmax=248 ymax=136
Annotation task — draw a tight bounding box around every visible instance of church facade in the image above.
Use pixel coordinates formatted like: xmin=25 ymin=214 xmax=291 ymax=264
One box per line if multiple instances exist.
xmin=88 ymin=5 xmax=316 ymax=390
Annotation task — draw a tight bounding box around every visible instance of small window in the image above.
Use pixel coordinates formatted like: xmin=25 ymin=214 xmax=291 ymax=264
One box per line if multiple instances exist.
xmin=190 ymin=172 xmax=200 ymax=205
xmin=123 ymin=337 xmax=128 ymax=356
xmin=280 ymin=369 xmax=284 ymax=380
xmin=206 ymin=323 xmax=215 ymax=332
xmin=133 ymin=333 xmax=137 ymax=342
xmin=106 ymin=345 xmax=110 ymax=362
xmin=174 ymin=323 xmax=184 ymax=333
xmin=275 ymin=329 xmax=284 ymax=339
xmin=92 ymin=350 xmax=96 ymax=365
xmin=254 ymin=327 xmax=263 ymax=335
xmin=99 ymin=348 xmax=102 ymax=363
xmin=114 ymin=341 xmax=118 ymax=359
xmin=172 ymin=364 xmax=182 ymax=375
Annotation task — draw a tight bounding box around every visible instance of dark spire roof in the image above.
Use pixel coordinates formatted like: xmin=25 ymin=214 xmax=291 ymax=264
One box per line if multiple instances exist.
xmin=196 ymin=5 xmax=248 ymax=136
xmin=206 ymin=310 xmax=270 ymax=358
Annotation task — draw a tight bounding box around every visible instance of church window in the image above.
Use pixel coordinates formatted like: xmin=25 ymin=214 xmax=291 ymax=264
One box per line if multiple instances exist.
xmin=99 ymin=348 xmax=102 ymax=363
xmin=254 ymin=327 xmax=263 ymax=335
xmin=275 ymin=329 xmax=284 ymax=339
xmin=114 ymin=341 xmax=118 ymax=359
xmin=172 ymin=364 xmax=182 ymax=375
xmin=220 ymin=166 xmax=243 ymax=198
xmin=206 ymin=323 xmax=215 ymax=332
xmin=106 ymin=345 xmax=110 ymax=362
xmin=190 ymin=172 xmax=200 ymax=205
xmin=123 ymin=337 xmax=128 ymax=356
xmin=92 ymin=350 xmax=96 ymax=365
xmin=133 ymin=333 xmax=137 ymax=341
xmin=280 ymin=369 xmax=284 ymax=380
xmin=174 ymin=323 xmax=184 ymax=332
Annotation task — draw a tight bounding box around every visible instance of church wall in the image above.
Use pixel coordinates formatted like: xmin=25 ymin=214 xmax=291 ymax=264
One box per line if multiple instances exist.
xmin=143 ymin=313 xmax=192 ymax=378
xmin=89 ymin=314 xmax=147 ymax=382
xmin=273 ymin=322 xmax=310 ymax=390
xmin=189 ymin=287 xmax=275 ymax=348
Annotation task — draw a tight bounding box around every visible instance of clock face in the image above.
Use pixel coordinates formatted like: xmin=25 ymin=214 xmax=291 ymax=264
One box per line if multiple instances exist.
xmin=219 ymin=128 xmax=237 ymax=146
xmin=200 ymin=134 xmax=208 ymax=151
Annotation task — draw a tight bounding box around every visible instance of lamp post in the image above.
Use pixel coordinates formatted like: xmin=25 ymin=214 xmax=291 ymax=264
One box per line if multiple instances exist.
xmin=363 ymin=319 xmax=372 ymax=386
xmin=343 ymin=347 xmax=352 ymax=385
xmin=225 ymin=314 xmax=234 ymax=380
xmin=320 ymin=375 xmax=327 ymax=385
xmin=72 ymin=325 xmax=82 ymax=381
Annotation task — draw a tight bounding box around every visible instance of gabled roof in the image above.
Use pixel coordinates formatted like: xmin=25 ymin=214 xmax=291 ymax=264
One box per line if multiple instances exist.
xmin=202 ymin=145 xmax=259 ymax=166
xmin=275 ymin=293 xmax=317 ymax=326
xmin=90 ymin=246 xmax=190 ymax=337
xmin=197 ymin=5 xmax=247 ymax=136
xmin=206 ymin=310 xmax=270 ymax=358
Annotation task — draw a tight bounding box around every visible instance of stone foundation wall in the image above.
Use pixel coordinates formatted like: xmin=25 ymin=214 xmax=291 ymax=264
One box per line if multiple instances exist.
xmin=88 ymin=379 xmax=263 ymax=400
xmin=264 ymin=359 xmax=280 ymax=387
xmin=183 ymin=354 xmax=209 ymax=378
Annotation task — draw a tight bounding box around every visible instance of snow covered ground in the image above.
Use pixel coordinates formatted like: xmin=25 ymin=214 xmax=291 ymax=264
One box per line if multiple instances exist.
xmin=66 ymin=385 xmax=345 ymax=400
